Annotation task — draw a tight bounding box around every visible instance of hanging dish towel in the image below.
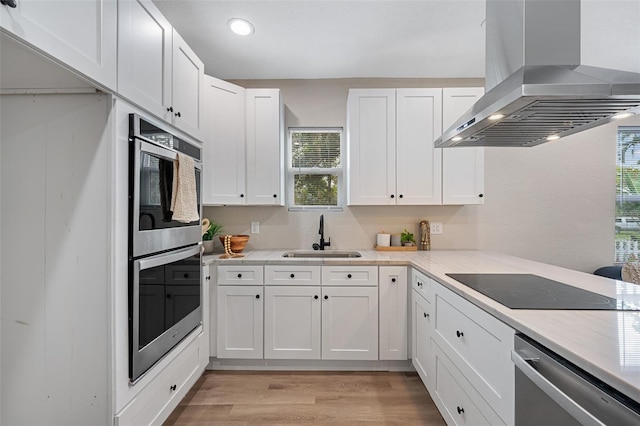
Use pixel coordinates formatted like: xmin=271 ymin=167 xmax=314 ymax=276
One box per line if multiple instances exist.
xmin=171 ymin=153 xmax=200 ymax=223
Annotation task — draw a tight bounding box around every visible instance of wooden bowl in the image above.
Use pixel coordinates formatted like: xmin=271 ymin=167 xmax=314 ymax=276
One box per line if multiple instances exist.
xmin=219 ymin=234 xmax=250 ymax=253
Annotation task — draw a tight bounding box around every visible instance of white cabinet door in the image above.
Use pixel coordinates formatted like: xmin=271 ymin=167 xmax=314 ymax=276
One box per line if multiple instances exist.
xmin=396 ymin=89 xmax=443 ymax=205
xmin=264 ymin=286 xmax=321 ymax=359
xmin=118 ymin=0 xmax=172 ymax=122
xmin=171 ymin=29 xmax=204 ymax=139
xmin=442 ymin=88 xmax=485 ymax=205
xmin=412 ymin=290 xmax=431 ymax=386
xmin=217 ymin=285 xmax=263 ymax=359
xmin=379 ymin=266 xmax=407 ymax=360
xmin=347 ymin=89 xmax=396 ymax=205
xmin=203 ymin=76 xmax=246 ymax=205
xmin=0 ymin=0 xmax=117 ymax=90
xmin=321 ymin=286 xmax=378 ymax=360
xmin=246 ymin=88 xmax=283 ymax=205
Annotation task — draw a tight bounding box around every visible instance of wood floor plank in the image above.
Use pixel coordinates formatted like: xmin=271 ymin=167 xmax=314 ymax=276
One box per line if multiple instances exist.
xmin=164 ymin=371 xmax=446 ymax=425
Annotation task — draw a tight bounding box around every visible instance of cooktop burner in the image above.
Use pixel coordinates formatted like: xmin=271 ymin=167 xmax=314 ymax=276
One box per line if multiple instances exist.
xmin=446 ymin=273 xmax=640 ymax=310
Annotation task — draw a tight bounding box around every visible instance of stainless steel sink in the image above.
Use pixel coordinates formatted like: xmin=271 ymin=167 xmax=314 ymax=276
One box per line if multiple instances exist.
xmin=282 ymin=250 xmax=362 ymax=258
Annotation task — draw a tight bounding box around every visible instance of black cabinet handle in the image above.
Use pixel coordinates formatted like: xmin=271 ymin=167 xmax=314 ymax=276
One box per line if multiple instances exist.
xmin=237 ymin=273 xmax=242 ymax=278
xmin=457 ymin=406 xmax=464 ymax=414
xmin=1 ymin=0 xmax=17 ymax=7
xmin=206 ymin=276 xmax=211 ymax=281
xmin=347 ymin=274 xmax=352 ymax=279
xmin=256 ymin=294 xmax=260 ymax=299
xmin=424 ymin=313 xmax=430 ymax=318
xmin=175 ymin=112 xmax=182 ymax=117
xmin=324 ymin=295 xmax=329 ymax=300
xmin=273 ymin=194 xmax=277 ymax=198
xmin=183 ymin=273 xmax=189 ymax=278
xmin=166 ymin=293 xmax=172 ymax=299
xmin=417 ymin=281 xmax=423 ymax=287
xmin=390 ymin=194 xmax=395 ymax=199
xmin=290 ymin=273 xmax=295 ymax=278
xmin=479 ymin=193 xmax=484 ymax=198
xmin=240 ymin=193 xmax=245 ymax=198
xmin=167 ymin=106 xmax=174 ymax=112
xmin=456 ymin=330 xmax=464 ymax=338
xmin=314 ymin=295 xmax=319 ymax=300
xmin=391 ymin=278 xmax=396 ymax=283
xmin=399 ymin=194 xmax=403 ymax=198
xmin=170 ymin=384 xmax=177 ymax=391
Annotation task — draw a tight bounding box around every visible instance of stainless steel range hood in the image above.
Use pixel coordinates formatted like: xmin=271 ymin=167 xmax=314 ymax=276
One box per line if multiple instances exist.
xmin=435 ymin=0 xmax=640 ymax=148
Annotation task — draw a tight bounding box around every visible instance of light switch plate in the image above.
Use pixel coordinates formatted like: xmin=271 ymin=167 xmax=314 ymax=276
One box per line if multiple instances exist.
xmin=251 ymin=222 xmax=260 ymax=234
xmin=430 ymin=222 xmax=443 ymax=235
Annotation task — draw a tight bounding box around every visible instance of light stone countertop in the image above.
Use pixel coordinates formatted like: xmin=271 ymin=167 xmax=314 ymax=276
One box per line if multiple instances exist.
xmin=203 ymin=249 xmax=640 ymax=403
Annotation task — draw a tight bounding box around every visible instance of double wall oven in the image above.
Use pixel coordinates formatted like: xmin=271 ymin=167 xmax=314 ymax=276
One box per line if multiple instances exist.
xmin=128 ymin=114 xmax=203 ymax=383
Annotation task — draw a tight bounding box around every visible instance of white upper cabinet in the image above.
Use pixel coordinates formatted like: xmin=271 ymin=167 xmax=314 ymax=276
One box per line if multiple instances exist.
xmin=118 ymin=0 xmax=204 ymax=139
xmin=442 ymin=87 xmax=485 ymax=205
xmin=0 ymin=0 xmax=117 ymax=90
xmin=347 ymin=88 xmax=442 ymax=205
xmin=246 ymin=88 xmax=284 ymax=205
xmin=396 ymin=89 xmax=442 ymax=205
xmin=347 ymin=89 xmax=396 ymax=205
xmin=202 ymin=76 xmax=246 ymax=205
xmin=171 ymin=29 xmax=204 ymax=138
xmin=118 ymin=0 xmax=172 ymax=121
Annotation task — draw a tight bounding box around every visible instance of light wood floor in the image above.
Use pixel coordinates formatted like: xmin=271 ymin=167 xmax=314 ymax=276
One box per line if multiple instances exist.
xmin=164 ymin=371 xmax=446 ymax=425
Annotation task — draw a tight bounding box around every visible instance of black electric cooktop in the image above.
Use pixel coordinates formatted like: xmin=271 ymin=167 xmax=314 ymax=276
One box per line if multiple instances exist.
xmin=446 ymin=273 xmax=640 ymax=310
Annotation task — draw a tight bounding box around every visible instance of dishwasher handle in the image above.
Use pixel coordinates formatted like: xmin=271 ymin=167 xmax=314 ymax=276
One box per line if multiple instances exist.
xmin=511 ymin=350 xmax=605 ymax=426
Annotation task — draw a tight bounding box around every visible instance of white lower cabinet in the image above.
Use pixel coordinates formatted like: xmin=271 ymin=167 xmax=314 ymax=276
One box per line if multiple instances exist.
xmin=411 ymin=289 xmax=431 ymax=385
xmin=379 ymin=266 xmax=408 ymax=360
xmin=216 ymin=285 xmax=264 ymax=359
xmin=321 ymin=286 xmax=379 ymax=360
xmin=264 ymin=286 xmax=322 ymax=359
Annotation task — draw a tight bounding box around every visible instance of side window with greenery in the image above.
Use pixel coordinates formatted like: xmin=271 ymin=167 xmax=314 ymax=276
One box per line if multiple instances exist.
xmin=287 ymin=128 xmax=343 ymax=210
xmin=616 ymin=127 xmax=640 ymax=262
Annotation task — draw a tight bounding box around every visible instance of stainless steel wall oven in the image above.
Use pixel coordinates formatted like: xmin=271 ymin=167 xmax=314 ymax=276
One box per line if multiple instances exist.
xmin=128 ymin=114 xmax=203 ymax=383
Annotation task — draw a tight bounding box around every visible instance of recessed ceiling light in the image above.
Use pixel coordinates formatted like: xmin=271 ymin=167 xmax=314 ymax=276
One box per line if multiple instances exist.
xmin=488 ymin=113 xmax=505 ymax=121
xmin=452 ymin=136 xmax=463 ymax=142
xmin=228 ymin=18 xmax=254 ymax=36
xmin=546 ymin=134 xmax=560 ymax=141
xmin=612 ymin=112 xmax=634 ymax=120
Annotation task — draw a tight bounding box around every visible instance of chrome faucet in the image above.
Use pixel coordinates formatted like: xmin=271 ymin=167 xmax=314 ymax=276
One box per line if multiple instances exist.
xmin=312 ymin=214 xmax=331 ymax=250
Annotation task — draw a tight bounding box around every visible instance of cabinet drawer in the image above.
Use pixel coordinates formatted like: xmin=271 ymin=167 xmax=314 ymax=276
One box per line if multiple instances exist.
xmin=431 ymin=340 xmax=505 ymax=426
xmin=321 ymin=266 xmax=378 ymax=286
xmin=411 ymin=268 xmax=432 ymax=300
xmin=217 ymin=265 xmax=263 ymax=285
xmin=433 ymin=283 xmax=514 ymax=423
xmin=265 ymin=265 xmax=321 ymax=286
xmin=115 ymin=334 xmax=204 ymax=426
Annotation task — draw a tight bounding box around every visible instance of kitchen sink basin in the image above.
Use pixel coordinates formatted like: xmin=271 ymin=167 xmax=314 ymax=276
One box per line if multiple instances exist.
xmin=282 ymin=250 xmax=362 ymax=258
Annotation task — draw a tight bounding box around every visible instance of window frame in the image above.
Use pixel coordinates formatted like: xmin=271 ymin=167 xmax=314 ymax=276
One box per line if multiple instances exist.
xmin=286 ymin=127 xmax=344 ymax=211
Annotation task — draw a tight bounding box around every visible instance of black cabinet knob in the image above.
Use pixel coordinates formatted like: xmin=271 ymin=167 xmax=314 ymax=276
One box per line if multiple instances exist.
xmin=166 ymin=293 xmax=172 ymax=299
xmin=175 ymin=112 xmax=182 ymax=117
xmin=424 ymin=312 xmax=430 ymax=318
xmin=314 ymin=295 xmax=319 ymax=300
xmin=1 ymin=0 xmax=17 ymax=7
xmin=256 ymin=294 xmax=260 ymax=299
xmin=418 ymin=281 xmax=423 ymax=287
xmin=290 ymin=273 xmax=295 ymax=278
xmin=240 ymin=193 xmax=245 ymax=198
xmin=183 ymin=273 xmax=189 ymax=278
xmin=170 ymin=384 xmax=177 ymax=391
xmin=347 ymin=274 xmax=352 ymax=279
xmin=456 ymin=330 xmax=464 ymax=338
xmin=457 ymin=406 xmax=464 ymax=414
xmin=399 ymin=194 xmax=403 ymax=198
xmin=237 ymin=273 xmax=242 ymax=278
xmin=391 ymin=278 xmax=396 ymax=283
xmin=479 ymin=193 xmax=484 ymax=198
xmin=390 ymin=194 xmax=395 ymax=199
xmin=324 ymin=295 xmax=329 ymax=300
xmin=273 ymin=194 xmax=277 ymax=198
xmin=206 ymin=276 xmax=211 ymax=281
xmin=167 ymin=106 xmax=174 ymax=112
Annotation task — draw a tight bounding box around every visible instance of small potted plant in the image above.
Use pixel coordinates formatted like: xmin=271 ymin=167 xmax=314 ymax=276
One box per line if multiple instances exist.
xmin=401 ymin=228 xmax=416 ymax=246
xmin=202 ymin=218 xmax=223 ymax=254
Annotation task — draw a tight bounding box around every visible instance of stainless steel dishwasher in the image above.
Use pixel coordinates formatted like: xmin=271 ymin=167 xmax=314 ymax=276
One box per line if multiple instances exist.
xmin=512 ymin=334 xmax=640 ymax=426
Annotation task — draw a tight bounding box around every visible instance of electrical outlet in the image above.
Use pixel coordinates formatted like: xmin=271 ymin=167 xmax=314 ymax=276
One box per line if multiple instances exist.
xmin=430 ymin=222 xmax=443 ymax=235
xmin=251 ymin=222 xmax=260 ymax=234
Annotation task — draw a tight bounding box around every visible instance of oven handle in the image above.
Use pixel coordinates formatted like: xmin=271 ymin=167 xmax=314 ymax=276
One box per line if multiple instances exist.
xmin=511 ymin=350 xmax=605 ymax=426
xmin=138 ymin=139 xmax=202 ymax=170
xmin=138 ymin=245 xmax=201 ymax=271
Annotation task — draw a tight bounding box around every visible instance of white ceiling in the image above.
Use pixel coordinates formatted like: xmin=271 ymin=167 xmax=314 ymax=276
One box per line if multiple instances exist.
xmin=152 ymin=0 xmax=487 ymax=80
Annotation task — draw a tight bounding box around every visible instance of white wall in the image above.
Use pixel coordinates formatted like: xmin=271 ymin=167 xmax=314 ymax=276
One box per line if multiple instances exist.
xmin=204 ymin=78 xmax=640 ymax=273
